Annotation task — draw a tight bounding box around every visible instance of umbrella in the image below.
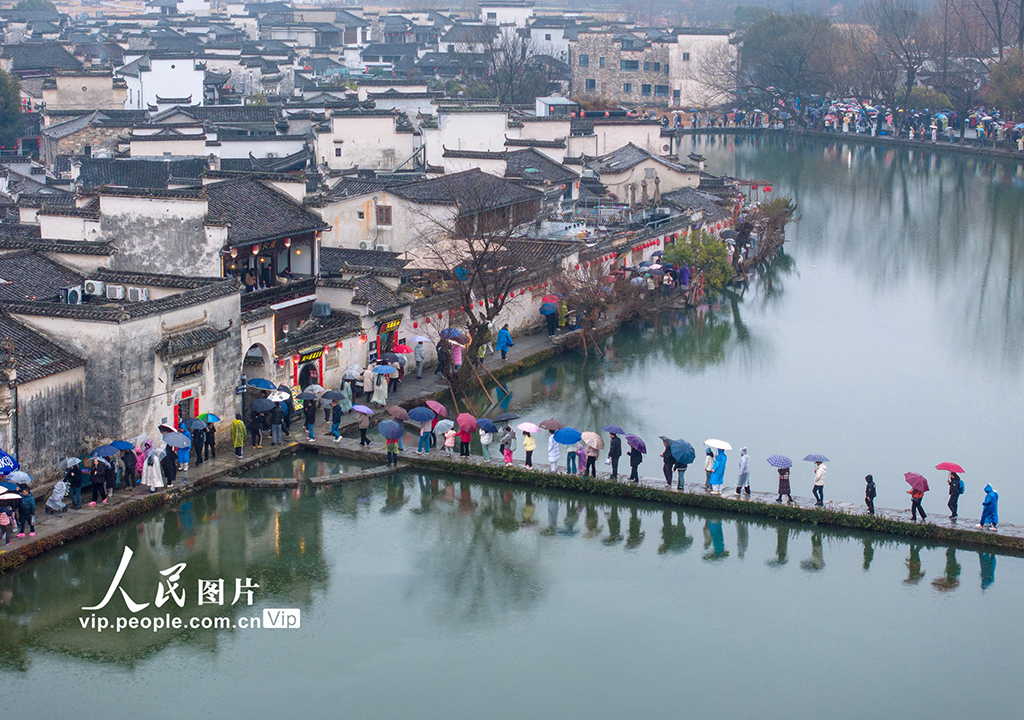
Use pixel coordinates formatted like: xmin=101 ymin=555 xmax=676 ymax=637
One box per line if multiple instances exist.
xmin=541 ymin=295 xmax=560 ymax=303
xmin=158 ymin=423 xmax=176 ymax=434
xmin=352 ymin=405 xmax=374 ymax=415
xmin=247 ymin=378 xmax=276 ymax=391
xmin=602 ymin=425 xmax=626 ymax=435
xmin=411 ymin=335 xmax=431 ymax=343
xmin=434 ymin=419 xmax=455 ymax=435
xmin=935 ymin=462 xmax=965 ymax=473
xmin=305 ymin=384 xmax=325 ymax=395
xmin=638 ymin=260 xmax=653 ymax=267
xmin=58 ymin=457 xmax=81 ymax=470
xmin=378 ymin=419 xmax=404 ymax=440
xmin=440 ymin=329 xmax=470 ymax=344
xmin=90 ymin=457 xmax=111 ymax=467
xmin=493 ymin=412 xmax=519 ymax=422
xmin=276 ymin=385 xmax=293 ymax=396
xmin=321 ymin=390 xmax=344 ymax=401
xmin=393 ymin=344 xmax=413 ymax=353
xmin=130 ymin=433 xmax=149 ymax=447
xmin=6 ymin=470 xmax=32 ymax=486
xmin=651 ymin=250 xmax=664 ymax=256
xmin=198 ymin=413 xmax=220 ymax=423
xmin=0 ymin=482 xmax=17 ymax=492
xmin=905 ymin=472 xmax=930 ymax=493
xmin=408 ymin=407 xmax=436 ymax=423
xmin=0 ymin=492 xmax=21 ymax=502
xmin=457 ymin=413 xmax=478 ymax=432
xmin=374 ymin=365 xmax=398 ymax=375
xmin=147 ymin=448 xmax=166 ymax=461
xmin=648 ymin=268 xmax=666 ymax=276
xmin=538 ymin=418 xmax=564 ymax=431
xmin=581 ymin=431 xmax=605 ymax=450
xmin=162 ymin=432 xmax=191 ymax=449
xmin=517 ymin=422 xmax=541 ymax=434
xmin=426 ymin=400 xmax=448 ymax=417
xmin=185 ymin=418 xmax=207 ymax=430
xmin=670 ymin=439 xmax=695 ymax=465
xmin=721 ymin=230 xmax=739 ymax=239
xmin=111 ymin=440 xmax=135 ymax=451
xmin=250 ymin=398 xmax=275 ymax=413
xmin=803 ymin=454 xmax=829 ymax=463
xmin=477 ymin=418 xmax=498 ymax=433
xmin=268 ymin=390 xmax=290 ymax=403
xmin=553 ymin=427 xmax=582 ymax=444
xmin=342 ymin=369 xmax=362 ymax=380
xmin=705 ymin=438 xmax=732 ymax=451
xmin=296 ymin=391 xmax=318 ymax=401
xmin=625 ymin=434 xmax=647 ymax=453
xmin=380 ymin=352 xmax=400 ymax=363
xmin=539 ymin=303 xmax=558 ymax=316
xmin=766 ymin=454 xmax=792 ymax=469
xmin=91 ymin=444 xmax=121 ymax=458
xmin=630 ymin=277 xmax=646 ymax=285
xmin=387 ymin=406 xmax=409 ymax=421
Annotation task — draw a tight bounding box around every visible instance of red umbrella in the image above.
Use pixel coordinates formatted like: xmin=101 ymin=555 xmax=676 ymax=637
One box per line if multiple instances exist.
xmin=935 ymin=462 xmax=965 ymax=473
xmin=393 ymin=344 xmax=413 ymax=353
xmin=426 ymin=400 xmax=448 ymax=417
xmin=541 ymin=295 xmax=560 ymax=303
xmin=456 ymin=413 xmax=478 ymax=432
xmin=386 ymin=406 xmax=409 ymax=421
xmin=904 ymin=472 xmax=930 ymax=493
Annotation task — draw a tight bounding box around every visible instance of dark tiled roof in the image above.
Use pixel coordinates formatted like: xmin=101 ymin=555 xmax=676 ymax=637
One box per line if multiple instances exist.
xmin=348 ymin=275 xmax=407 ymax=313
xmin=390 ymin=169 xmax=541 ymax=214
xmin=442 ymin=148 xmax=507 ymax=160
xmin=0 ymin=234 xmax=115 ymax=256
xmin=155 ymin=105 xmax=279 ymax=124
xmin=354 ymin=77 xmax=429 ymax=87
xmin=0 ymin=313 xmax=86 ymax=384
xmin=320 ymin=176 xmax=415 ymax=202
xmin=588 ymin=143 xmax=697 ymax=175
xmin=205 ymin=177 xmax=328 ymax=247
xmin=94 ymin=268 xmax=225 ymax=289
xmin=361 ymin=42 xmax=420 ymax=57
xmin=241 ymin=305 xmax=275 ymax=324
xmin=0 ymin=250 xmax=85 ymax=302
xmin=504 ymin=137 xmax=566 ymax=148
xmin=275 ymin=309 xmax=362 ymax=357
xmin=505 ymin=148 xmax=577 ymax=184
xmin=320 ymin=247 xmax=406 ymax=275
xmin=155 ymin=324 xmax=232 ymax=358
xmin=1 ymin=43 xmax=83 ymax=73
xmin=78 ymin=157 xmax=207 ymax=190
xmin=440 ymin=23 xmax=499 ymax=43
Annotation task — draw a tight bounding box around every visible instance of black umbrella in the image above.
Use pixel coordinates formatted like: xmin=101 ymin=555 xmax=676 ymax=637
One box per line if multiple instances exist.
xmin=493 ymin=412 xmax=520 ymax=422
xmin=321 ymin=390 xmax=343 ymax=401
xmin=250 ymin=398 xmax=275 ymax=413
xmin=276 ymin=384 xmax=292 ymax=396
xmin=185 ymin=418 xmax=207 ymax=430
xmin=380 ymin=352 xmax=400 ymax=363
xmin=296 ymin=391 xmax=318 ymax=401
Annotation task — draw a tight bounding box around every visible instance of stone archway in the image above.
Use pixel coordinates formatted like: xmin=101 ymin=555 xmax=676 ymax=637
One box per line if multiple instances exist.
xmin=243 ymin=343 xmax=271 ymax=374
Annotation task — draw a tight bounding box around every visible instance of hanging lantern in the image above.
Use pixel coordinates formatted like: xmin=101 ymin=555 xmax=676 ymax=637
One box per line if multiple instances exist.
xmin=292 ymin=354 xmax=300 ymax=364
xmin=336 ymin=341 xmax=343 ymax=349
xmin=752 ymin=184 xmax=759 ymax=191
xmin=278 ymin=358 xmax=286 ymax=368
xmin=360 ymin=333 xmax=368 ymax=343
xmin=764 ymin=185 xmax=773 ymax=192
xmin=252 ymin=245 xmax=259 ymax=255
xmin=413 ymin=322 xmax=418 ymax=328
xmin=437 ymin=314 xmax=442 ymax=320
xmin=424 ymin=317 xmax=430 ymax=324
xmin=230 ymin=247 xmax=238 ymax=259
xmin=323 ymin=345 xmax=330 ymax=355
xmin=284 ymin=237 xmax=292 ymax=248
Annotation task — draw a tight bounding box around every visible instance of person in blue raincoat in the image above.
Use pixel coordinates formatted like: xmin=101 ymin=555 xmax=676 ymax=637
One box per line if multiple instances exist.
xmin=979 ymin=484 xmax=999 ymax=529
xmin=709 ymin=448 xmax=727 ymax=495
xmin=496 ymin=323 xmax=514 ymax=361
xmin=177 ymin=424 xmax=192 ymax=473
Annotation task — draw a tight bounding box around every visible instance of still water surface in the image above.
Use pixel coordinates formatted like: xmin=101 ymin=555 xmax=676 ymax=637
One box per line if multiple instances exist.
xmin=1 ymin=468 xmax=1021 ymax=719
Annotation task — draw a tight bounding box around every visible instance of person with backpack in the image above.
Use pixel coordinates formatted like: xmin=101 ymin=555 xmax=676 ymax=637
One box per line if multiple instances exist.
xmin=865 ymin=474 xmax=877 ymax=515
xmin=947 ymin=471 xmax=963 ymax=520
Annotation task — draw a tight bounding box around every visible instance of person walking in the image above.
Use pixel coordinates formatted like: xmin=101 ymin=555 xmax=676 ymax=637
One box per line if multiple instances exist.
xmin=676 ymin=461 xmax=687 ymax=489
xmin=735 ymin=447 xmax=751 ymax=496
xmin=192 ymin=424 xmax=206 ymax=467
xmin=414 ymin=341 xmax=426 ymax=379
xmin=362 ymin=365 xmax=374 ymax=401
xmin=628 ymin=444 xmax=643 ymax=483
xmin=443 ymin=428 xmax=457 ymax=456
xmin=67 ymin=462 xmax=83 ymax=510
xmin=0 ymin=506 xmax=12 ymax=544
xmin=608 ymin=432 xmax=622 ymax=480
xmin=303 ymin=399 xmax=317 ymax=440
xmin=435 ymin=340 xmax=451 ymax=376
xmin=566 ymin=441 xmax=578 ymax=474
xmin=339 ymin=380 xmax=353 ymax=414
xmin=385 ymin=437 xmax=399 ymax=467
xmin=660 ymin=439 xmax=677 ymax=486
xmin=979 ymin=484 xmax=999 ymax=529
xmin=909 ymin=484 xmax=927 ymax=522
xmin=709 ymin=448 xmax=727 ymax=495
xmin=584 ymin=442 xmax=599 ymax=477
xmin=545 ymin=308 xmax=558 ymax=336
xmin=812 ymin=460 xmax=827 ymax=507
xmin=88 ymin=459 xmax=108 ymax=505
xmin=248 ymin=410 xmax=263 ymax=450
xmin=497 ymin=324 xmax=514 ymax=361
xmin=17 ymin=486 xmax=35 ymax=537
xmin=548 ymin=432 xmax=560 ymax=472
xmin=776 ymin=467 xmax=792 ymax=503
xmin=330 ymin=401 xmax=342 ymax=442
xmin=479 ymin=426 xmax=493 ymax=461
xmin=947 ymin=471 xmax=962 ymax=520
xmin=141 ymin=450 xmax=165 ymax=493
xmin=703 ymin=448 xmax=714 ymax=490
xmin=371 ymin=371 xmax=389 ymax=407
xmin=270 ymin=404 xmax=283 ymax=446
xmin=358 ymin=411 xmax=371 ymax=446
xmin=231 ymin=414 xmax=247 ymax=458
xmin=161 ymin=446 xmax=177 ymax=487
xmin=417 ymin=422 xmax=431 ymax=454
xmin=204 ymin=422 xmax=216 ymax=460
xmin=459 ymin=426 xmax=472 ymax=457
xmin=865 ymin=474 xmax=877 ymax=515
xmin=522 ymin=431 xmax=536 ymax=468
xmin=177 ymin=424 xmax=192 ymax=472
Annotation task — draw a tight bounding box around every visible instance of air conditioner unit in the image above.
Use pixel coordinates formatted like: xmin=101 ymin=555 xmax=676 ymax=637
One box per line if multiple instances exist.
xmin=105 ymin=284 xmax=126 ymax=300
xmin=84 ymin=279 xmax=105 ymax=296
xmin=61 ymin=286 xmax=83 ymax=305
xmin=311 ymin=301 xmax=331 ymax=317
xmin=358 ymin=241 xmax=371 ymax=250
xmin=127 ymin=286 xmax=150 ymax=302
xmin=374 ymin=244 xmax=391 ymax=252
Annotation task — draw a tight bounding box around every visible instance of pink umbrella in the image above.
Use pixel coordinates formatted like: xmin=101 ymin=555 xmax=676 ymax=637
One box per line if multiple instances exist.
xmin=935 ymin=462 xmax=965 ymax=473
xmin=426 ymin=400 xmax=448 ymax=417
xmin=517 ymin=422 xmax=541 ymax=434
xmin=352 ymin=405 xmax=373 ymax=415
xmin=904 ymin=472 xmax=929 ymax=493
xmin=456 ymin=413 xmax=478 ymax=432
xmin=386 ymin=406 xmax=409 ymax=421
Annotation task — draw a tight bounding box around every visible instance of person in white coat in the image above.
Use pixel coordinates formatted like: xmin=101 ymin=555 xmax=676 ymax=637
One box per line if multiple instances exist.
xmin=812 ymin=461 xmax=827 ymax=506
xmin=735 ymin=447 xmax=751 ymax=496
xmin=548 ymin=433 xmax=560 ymax=472
xmin=479 ymin=427 xmax=493 ymax=462
xmin=704 ymin=448 xmax=715 ymax=490
xmin=141 ymin=450 xmax=165 ymax=493
xmin=361 ymin=366 xmax=374 ymax=402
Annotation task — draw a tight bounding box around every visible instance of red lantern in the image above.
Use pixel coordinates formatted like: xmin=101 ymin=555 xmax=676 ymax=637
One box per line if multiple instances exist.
xmin=438 ymin=314 xmax=443 ymax=320
xmin=278 ymin=358 xmax=286 ymax=368
xmin=529 ymin=286 xmax=534 ymax=291
xmin=479 ymin=300 xmax=484 ymax=307
xmin=605 ymin=111 xmax=610 ymax=117
xmin=336 ymin=341 xmax=343 ymax=349
xmin=413 ymin=322 xmax=418 ymax=328
xmin=292 ymin=354 xmax=300 ymax=364
xmin=764 ymin=185 xmax=773 ymax=192
xmin=752 ymin=184 xmax=759 ymax=191
xmin=575 ymin=264 xmax=580 ymax=269
xmin=450 ymin=310 xmax=455 ymax=316
xmin=425 ymin=317 xmax=431 ymax=324
xmin=359 ymin=334 xmax=367 ymax=343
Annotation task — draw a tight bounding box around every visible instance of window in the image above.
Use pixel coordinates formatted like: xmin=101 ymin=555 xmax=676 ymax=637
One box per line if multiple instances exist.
xmin=623 ymin=82 xmax=632 ymax=94
xmin=645 ymin=168 xmax=655 ymax=178
xmin=673 ymin=89 xmax=681 ymax=103
xmin=643 ymin=61 xmax=650 ymax=71
xmin=664 ymin=64 xmax=670 ymax=74
xmin=83 ymin=144 xmax=91 ymax=157
xmin=545 ymin=33 xmax=551 ymax=41
xmin=621 ymin=39 xmax=634 ymax=50
xmin=357 ymin=210 xmax=365 ymax=219
xmin=335 ymin=147 xmax=342 ymax=157
xmin=585 ymin=78 xmax=596 ymax=91
xmin=487 ymin=12 xmax=497 ymax=19
xmin=579 ymin=53 xmax=589 ymax=67
xmin=654 ymin=62 xmax=660 ymax=72
xmin=375 ymin=205 xmax=393 ymax=226
xmin=620 ymin=59 xmax=639 ymax=71
xmin=599 ymin=57 xmax=605 ymax=68
xmin=682 ymin=52 xmax=691 ymax=61
xmin=654 ymin=85 xmax=670 ymax=97
xmin=447 ymin=44 xmax=455 ymax=53
xmin=641 ymin=84 xmax=651 ymax=96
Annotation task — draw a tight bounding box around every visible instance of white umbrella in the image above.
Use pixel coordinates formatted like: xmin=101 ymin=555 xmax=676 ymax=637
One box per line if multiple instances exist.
xmin=704 ymin=438 xmax=732 ymax=451
xmin=268 ymin=391 xmax=289 ymax=403
xmin=517 ymin=422 xmax=541 ymax=434
xmin=59 ymin=457 xmax=81 ymax=470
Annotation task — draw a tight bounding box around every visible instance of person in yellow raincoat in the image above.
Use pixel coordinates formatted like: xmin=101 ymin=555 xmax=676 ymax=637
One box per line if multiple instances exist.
xmin=231 ymin=413 xmax=247 ymax=459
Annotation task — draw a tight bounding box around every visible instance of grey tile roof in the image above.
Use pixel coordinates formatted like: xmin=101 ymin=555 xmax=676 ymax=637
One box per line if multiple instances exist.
xmin=0 ymin=250 xmax=85 ymax=302
xmin=504 ymin=137 xmax=566 ymax=149
xmin=348 ymin=275 xmax=407 ymax=314
xmin=505 ymin=148 xmax=577 ymax=184
xmin=1 ymin=43 xmax=83 ymax=73
xmin=205 ymin=177 xmax=328 ymax=247
xmin=442 ymin=148 xmax=507 ymax=160
xmin=94 ymin=268 xmax=226 ymax=289
xmin=274 ymin=309 xmax=362 ymax=356
xmin=154 ymin=324 xmax=232 ymax=358
xmin=320 ymin=247 xmax=406 ymax=275
xmin=440 ymin=23 xmax=499 ymax=43
xmin=390 ymin=169 xmax=541 ymax=214
xmin=78 ymin=157 xmax=206 ymax=190
xmin=588 ymin=143 xmax=697 ymax=175
xmin=0 ymin=312 xmax=86 ymax=384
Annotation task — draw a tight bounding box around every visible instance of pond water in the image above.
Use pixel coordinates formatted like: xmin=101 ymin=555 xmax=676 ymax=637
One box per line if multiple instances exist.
xmin=480 ymin=134 xmax=1024 ymax=519
xmin=245 ymin=454 xmax=377 ymax=479
xmin=0 ymin=469 xmax=1020 ymax=719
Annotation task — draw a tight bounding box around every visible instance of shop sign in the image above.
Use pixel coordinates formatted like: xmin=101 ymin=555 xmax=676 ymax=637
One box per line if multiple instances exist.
xmin=378 ymin=318 xmax=402 ymax=333
xmin=298 ymin=348 xmax=323 ymax=364
xmin=173 ymin=358 xmax=205 ymax=382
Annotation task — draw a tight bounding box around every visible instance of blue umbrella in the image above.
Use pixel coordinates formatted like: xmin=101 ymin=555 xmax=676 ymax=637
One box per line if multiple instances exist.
xmin=638 ymin=260 xmax=653 ymax=267
xmin=767 ymin=454 xmax=792 ymax=468
xmin=539 ymin=303 xmax=558 ymax=315
xmin=378 ymin=419 xmax=403 ymax=440
xmin=803 ymin=454 xmax=829 ymax=463
xmin=553 ymin=427 xmax=583 ymax=445
xmin=477 ymin=418 xmax=498 ymax=433
xmin=670 ymin=439 xmax=696 ymax=465
xmin=408 ymin=406 xmax=436 ymax=423
xmin=247 ymin=378 xmax=276 ymax=390
xmin=373 ymin=365 xmax=398 ymax=375
xmin=352 ymin=405 xmax=374 ymax=415
xmin=91 ymin=444 xmax=121 ymax=458
xmin=0 ymin=481 xmax=18 ymax=492
xmin=111 ymin=440 xmax=135 ymax=451
xmin=602 ymin=424 xmax=626 ymax=435
xmin=0 ymin=447 xmax=19 ymax=474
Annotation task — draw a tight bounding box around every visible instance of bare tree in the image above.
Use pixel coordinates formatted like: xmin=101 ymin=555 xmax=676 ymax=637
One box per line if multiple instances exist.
xmin=863 ymin=0 xmax=930 ymax=135
xmin=466 ymin=27 xmax=552 ymax=104
xmin=926 ymin=0 xmax=989 ymax=140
